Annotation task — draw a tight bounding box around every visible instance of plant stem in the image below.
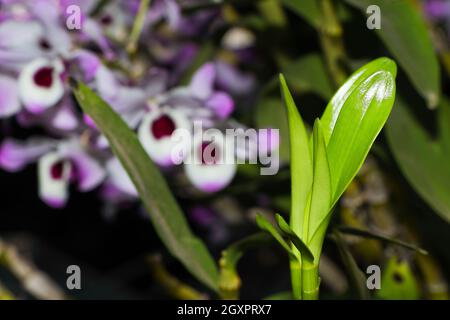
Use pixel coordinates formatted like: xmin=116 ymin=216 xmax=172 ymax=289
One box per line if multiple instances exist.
xmin=318 ymin=0 xmax=347 ymax=88
xmin=147 ymin=255 xmax=208 ymax=300
xmin=301 ymin=260 xmax=319 ymax=300
xmin=126 ymin=0 xmax=151 ymax=55
xmin=290 ymin=258 xmax=302 ymax=299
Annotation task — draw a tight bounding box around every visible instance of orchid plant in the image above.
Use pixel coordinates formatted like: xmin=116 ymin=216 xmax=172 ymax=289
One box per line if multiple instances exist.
xmin=256 ymin=57 xmax=397 ymax=299
xmin=73 ymin=56 xmax=397 ymax=299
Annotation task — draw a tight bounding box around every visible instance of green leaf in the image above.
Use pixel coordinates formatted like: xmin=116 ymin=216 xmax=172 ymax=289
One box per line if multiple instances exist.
xmin=336 ymin=226 xmax=428 ymax=255
xmin=73 ymin=82 xmax=219 ymax=291
xmin=255 ymin=213 xmax=294 ymax=256
xmin=275 ymin=214 xmax=314 ymax=262
xmin=386 ymin=97 xmax=450 ymax=223
xmin=282 ymin=0 xmax=321 ymax=28
xmin=307 ymin=119 xmax=332 ymax=257
xmin=332 ymin=231 xmax=370 ymax=300
xmin=376 ymin=257 xmax=420 ymax=300
xmin=279 ymin=74 xmax=313 ymax=237
xmin=344 ymin=0 xmax=440 ymax=108
xmin=258 ymin=0 xmax=287 ymax=27
xmin=321 ymin=57 xmax=397 ymax=204
xmin=281 ymin=54 xmax=335 ymax=100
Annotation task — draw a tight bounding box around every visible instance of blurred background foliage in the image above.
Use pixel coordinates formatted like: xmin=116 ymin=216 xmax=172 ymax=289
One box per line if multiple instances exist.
xmin=0 ymin=0 xmax=449 ymax=299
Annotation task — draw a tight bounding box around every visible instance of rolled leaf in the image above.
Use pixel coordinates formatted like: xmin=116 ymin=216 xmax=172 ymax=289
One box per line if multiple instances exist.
xmin=279 ymin=74 xmax=313 ymax=237
xmin=321 ymin=57 xmax=397 ymax=204
xmin=307 ymin=119 xmax=332 ymax=257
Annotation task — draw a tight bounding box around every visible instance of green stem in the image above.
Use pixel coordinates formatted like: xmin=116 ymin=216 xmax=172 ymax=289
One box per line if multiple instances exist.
xmin=301 ymin=260 xmax=319 ymax=300
xmin=126 ymin=0 xmax=151 ymax=55
xmin=318 ymin=0 xmax=347 ymax=88
xmin=147 ymin=255 xmax=208 ymax=300
xmin=290 ymin=258 xmax=302 ymax=299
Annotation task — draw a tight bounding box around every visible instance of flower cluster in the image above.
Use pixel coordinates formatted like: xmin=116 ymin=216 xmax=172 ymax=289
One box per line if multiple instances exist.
xmin=0 ymin=0 xmax=271 ymax=208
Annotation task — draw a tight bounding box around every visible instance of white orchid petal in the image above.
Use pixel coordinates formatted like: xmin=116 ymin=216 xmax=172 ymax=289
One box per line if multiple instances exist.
xmin=184 ymin=132 xmax=236 ymax=192
xmin=138 ymin=107 xmax=191 ymax=167
xmin=18 ymin=58 xmax=64 ymax=113
xmin=38 ymin=152 xmax=71 ymax=208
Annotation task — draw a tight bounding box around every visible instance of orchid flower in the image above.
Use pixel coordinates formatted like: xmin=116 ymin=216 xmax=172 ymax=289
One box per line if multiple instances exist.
xmin=0 ymin=137 xmax=105 ymax=207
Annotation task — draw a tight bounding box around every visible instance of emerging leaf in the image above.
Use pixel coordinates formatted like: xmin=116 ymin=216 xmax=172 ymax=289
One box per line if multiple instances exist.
xmin=307 ymin=119 xmax=332 ymax=257
xmin=275 ymin=214 xmax=314 ymax=263
xmin=279 ymin=74 xmax=313 ymax=238
xmin=322 ymin=57 xmax=397 ymax=204
xmin=256 ymin=213 xmax=294 ymax=257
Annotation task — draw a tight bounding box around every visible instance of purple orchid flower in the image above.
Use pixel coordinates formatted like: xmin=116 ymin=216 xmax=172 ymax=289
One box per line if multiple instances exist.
xmin=0 ymin=137 xmax=105 ymax=208
xmin=0 ymin=0 xmax=261 ymax=208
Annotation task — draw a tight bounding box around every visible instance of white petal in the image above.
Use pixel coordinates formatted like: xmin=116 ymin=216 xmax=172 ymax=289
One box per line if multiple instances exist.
xmin=184 ymin=132 xmax=236 ymax=192
xmin=38 ymin=152 xmax=71 ymax=208
xmin=138 ymin=107 xmax=191 ymax=167
xmin=18 ymin=58 xmax=65 ymax=113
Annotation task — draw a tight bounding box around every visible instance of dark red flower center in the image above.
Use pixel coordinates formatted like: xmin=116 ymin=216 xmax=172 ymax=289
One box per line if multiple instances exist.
xmin=50 ymin=161 xmax=65 ymax=180
xmin=100 ymin=15 xmax=113 ymax=25
xmin=200 ymin=142 xmax=219 ymax=165
xmin=151 ymin=115 xmax=176 ymax=139
xmin=39 ymin=38 xmax=52 ymax=50
xmin=33 ymin=67 xmax=54 ymax=88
